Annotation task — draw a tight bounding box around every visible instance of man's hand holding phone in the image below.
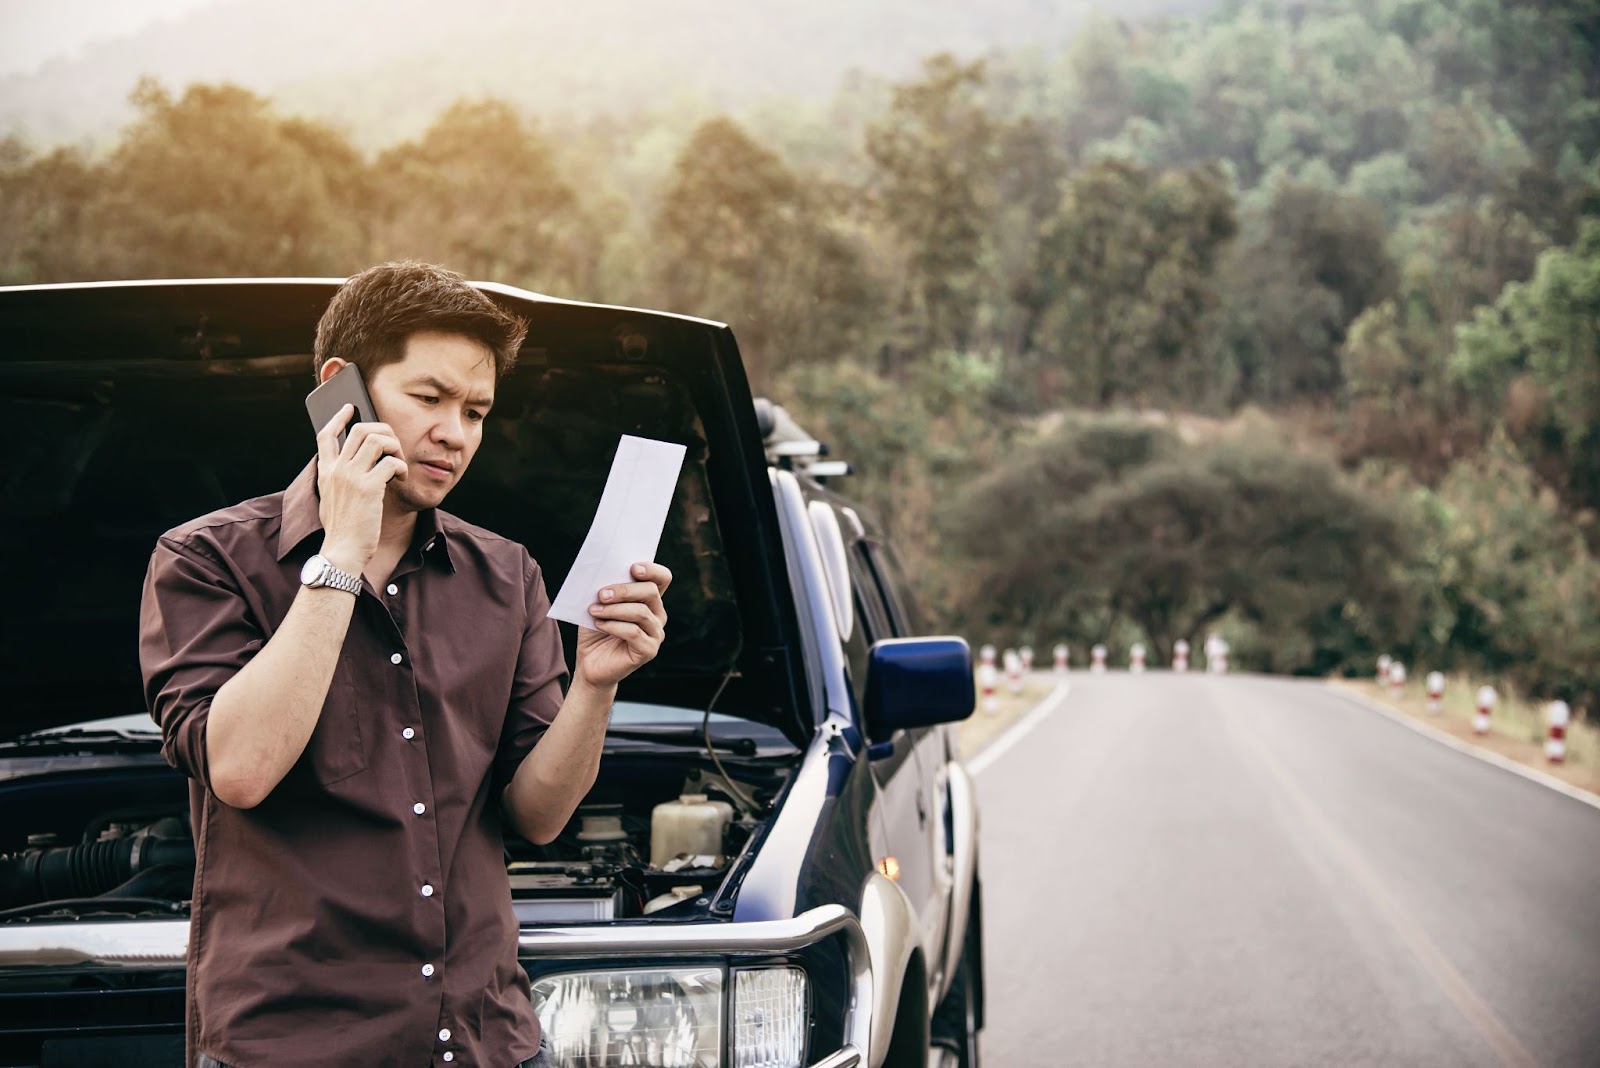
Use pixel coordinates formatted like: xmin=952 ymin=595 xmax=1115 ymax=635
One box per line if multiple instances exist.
xmin=315 ymin=404 xmax=407 ymax=575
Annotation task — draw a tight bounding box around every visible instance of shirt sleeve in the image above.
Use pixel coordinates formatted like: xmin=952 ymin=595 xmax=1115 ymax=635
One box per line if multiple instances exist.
xmin=492 ymin=551 xmax=569 ymax=796
xmin=139 ymin=533 xmax=266 ymax=789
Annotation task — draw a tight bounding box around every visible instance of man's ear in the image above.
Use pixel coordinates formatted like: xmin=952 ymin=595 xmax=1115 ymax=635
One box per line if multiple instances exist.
xmin=317 ymin=357 xmax=348 ymax=386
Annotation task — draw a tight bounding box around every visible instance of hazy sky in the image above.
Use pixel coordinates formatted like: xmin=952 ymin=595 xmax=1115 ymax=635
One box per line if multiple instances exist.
xmin=0 ymin=0 xmax=217 ymax=76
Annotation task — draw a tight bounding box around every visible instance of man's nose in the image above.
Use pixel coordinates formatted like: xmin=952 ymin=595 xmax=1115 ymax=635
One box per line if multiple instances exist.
xmin=432 ymin=408 xmax=467 ymax=448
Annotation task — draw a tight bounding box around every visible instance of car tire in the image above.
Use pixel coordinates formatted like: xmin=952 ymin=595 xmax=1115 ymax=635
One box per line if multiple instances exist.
xmin=930 ymin=884 xmax=982 ymax=1068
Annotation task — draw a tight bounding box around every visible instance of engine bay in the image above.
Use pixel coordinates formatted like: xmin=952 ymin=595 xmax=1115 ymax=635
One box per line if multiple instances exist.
xmin=0 ymin=749 xmax=792 ymax=925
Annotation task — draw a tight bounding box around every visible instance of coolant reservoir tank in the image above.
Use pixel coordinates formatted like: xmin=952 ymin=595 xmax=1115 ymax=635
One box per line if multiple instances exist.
xmin=650 ymin=793 xmax=732 ymax=868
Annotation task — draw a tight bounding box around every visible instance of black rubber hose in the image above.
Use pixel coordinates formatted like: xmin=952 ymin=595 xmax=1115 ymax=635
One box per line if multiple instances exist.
xmin=0 ymin=836 xmax=195 ymax=908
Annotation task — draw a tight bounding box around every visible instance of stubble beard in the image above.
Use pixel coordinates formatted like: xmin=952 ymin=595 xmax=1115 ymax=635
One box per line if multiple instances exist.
xmin=387 ymin=474 xmax=451 ymax=514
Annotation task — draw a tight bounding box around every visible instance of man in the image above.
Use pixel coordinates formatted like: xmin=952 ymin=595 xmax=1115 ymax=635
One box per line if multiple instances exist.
xmin=139 ymin=262 xmax=671 ymax=1067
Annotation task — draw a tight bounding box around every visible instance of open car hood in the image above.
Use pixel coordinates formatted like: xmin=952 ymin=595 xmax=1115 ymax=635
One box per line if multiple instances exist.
xmin=0 ymin=279 xmax=812 ymax=745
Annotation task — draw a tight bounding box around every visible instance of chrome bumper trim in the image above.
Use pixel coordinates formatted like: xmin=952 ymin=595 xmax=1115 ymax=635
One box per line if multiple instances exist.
xmin=0 ymin=906 xmax=875 ymax=1064
xmin=0 ymin=919 xmax=189 ymax=970
xmin=808 ymin=1045 xmax=864 ymax=1068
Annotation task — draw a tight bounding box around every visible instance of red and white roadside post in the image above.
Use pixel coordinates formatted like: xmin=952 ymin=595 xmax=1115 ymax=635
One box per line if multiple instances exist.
xmin=1173 ymin=639 xmax=1190 ymax=672
xmin=1020 ymin=645 xmax=1034 ymax=673
xmin=1091 ymin=644 xmax=1108 ymax=674
xmin=1387 ymin=660 xmax=1407 ymax=699
xmin=1425 ymin=671 xmax=1444 ymax=715
xmin=1130 ymin=643 xmax=1147 ymax=674
xmin=1474 ymin=686 xmax=1496 ymax=735
xmin=977 ymin=644 xmax=999 ymax=714
xmin=1546 ymin=700 xmax=1570 ymax=764
xmin=1204 ymin=632 xmax=1228 ymax=674
xmin=1376 ymin=654 xmax=1392 ymax=687
xmin=1204 ymin=634 xmax=1229 ymax=674
xmin=1053 ymin=644 xmax=1069 ymax=674
xmin=1003 ymin=649 xmax=1023 ymax=694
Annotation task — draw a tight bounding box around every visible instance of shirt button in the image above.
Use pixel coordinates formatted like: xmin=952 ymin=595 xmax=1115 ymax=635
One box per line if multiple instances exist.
xmin=402 ymin=727 xmax=415 ymax=740
xmin=439 ymin=1028 xmax=452 ymax=1041
xmin=421 ymin=963 xmax=435 ymax=978
xmin=386 ymin=583 xmax=398 ymax=596
xmin=390 ymin=652 xmax=403 ymax=665
xmin=413 ymin=802 xmax=426 ymax=815
xmin=442 ymin=1054 xmax=453 ymax=1063
xmin=421 ymin=884 xmax=434 ymax=897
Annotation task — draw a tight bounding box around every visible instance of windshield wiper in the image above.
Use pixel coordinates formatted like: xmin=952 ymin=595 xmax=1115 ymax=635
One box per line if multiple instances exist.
xmin=603 ymin=727 xmax=760 ymax=756
xmin=0 ymin=728 xmax=162 ymax=752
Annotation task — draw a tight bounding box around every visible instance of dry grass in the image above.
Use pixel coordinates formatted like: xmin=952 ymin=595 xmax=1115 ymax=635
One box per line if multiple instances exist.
xmin=956 ymin=671 xmax=1060 ymax=761
xmin=1331 ymin=676 xmax=1600 ymax=798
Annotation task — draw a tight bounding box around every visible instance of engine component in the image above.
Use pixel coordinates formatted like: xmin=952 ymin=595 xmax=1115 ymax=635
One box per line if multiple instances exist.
xmin=0 ymin=828 xmax=193 ymax=908
xmin=643 ymin=884 xmax=703 ymax=914
xmin=649 ymin=793 xmax=733 ymax=868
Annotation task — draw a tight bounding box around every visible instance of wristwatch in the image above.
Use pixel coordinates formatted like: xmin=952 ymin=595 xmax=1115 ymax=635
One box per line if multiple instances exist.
xmin=300 ymin=553 xmax=363 ymax=596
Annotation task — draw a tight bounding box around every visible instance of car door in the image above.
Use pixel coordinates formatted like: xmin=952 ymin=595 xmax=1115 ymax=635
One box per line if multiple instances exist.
xmin=856 ymin=535 xmax=957 ymax=984
xmin=844 ymin=529 xmax=948 ymax=977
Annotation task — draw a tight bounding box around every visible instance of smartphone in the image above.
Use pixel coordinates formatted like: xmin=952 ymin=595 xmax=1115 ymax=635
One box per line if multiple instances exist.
xmin=305 ymin=364 xmax=378 ymax=449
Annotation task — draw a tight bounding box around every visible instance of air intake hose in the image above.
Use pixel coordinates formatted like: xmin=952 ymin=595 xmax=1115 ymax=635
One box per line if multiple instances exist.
xmin=0 ymin=836 xmax=194 ymax=908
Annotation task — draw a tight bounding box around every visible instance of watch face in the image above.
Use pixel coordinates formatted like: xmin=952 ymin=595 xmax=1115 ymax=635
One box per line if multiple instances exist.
xmin=301 ymin=554 xmax=326 ymax=585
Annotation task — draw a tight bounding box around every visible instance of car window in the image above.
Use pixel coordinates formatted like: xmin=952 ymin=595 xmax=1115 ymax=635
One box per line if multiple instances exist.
xmin=839 ymin=587 xmax=874 ymax=713
xmin=861 ymin=540 xmax=926 ymax=637
xmin=848 ymin=544 xmax=895 ymax=643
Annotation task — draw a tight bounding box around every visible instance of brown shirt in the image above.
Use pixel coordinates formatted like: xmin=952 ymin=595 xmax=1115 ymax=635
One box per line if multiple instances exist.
xmin=139 ymin=460 xmax=567 ymax=1068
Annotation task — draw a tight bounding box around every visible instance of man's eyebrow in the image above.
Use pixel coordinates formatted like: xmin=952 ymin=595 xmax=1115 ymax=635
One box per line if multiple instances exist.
xmin=410 ymin=374 xmax=494 ymax=408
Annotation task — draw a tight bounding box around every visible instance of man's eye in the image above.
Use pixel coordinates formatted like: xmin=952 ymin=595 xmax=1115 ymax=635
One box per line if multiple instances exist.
xmin=466 ymin=410 xmax=485 ymax=423
xmin=417 ymin=395 xmax=439 ymax=405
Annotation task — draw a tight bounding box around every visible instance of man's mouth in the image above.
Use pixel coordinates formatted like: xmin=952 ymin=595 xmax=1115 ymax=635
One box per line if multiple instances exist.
xmin=417 ymin=460 xmax=456 ymax=480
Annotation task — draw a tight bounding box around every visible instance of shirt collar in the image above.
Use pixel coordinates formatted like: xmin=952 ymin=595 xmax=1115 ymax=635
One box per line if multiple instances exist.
xmin=276 ymin=458 xmax=455 ymax=572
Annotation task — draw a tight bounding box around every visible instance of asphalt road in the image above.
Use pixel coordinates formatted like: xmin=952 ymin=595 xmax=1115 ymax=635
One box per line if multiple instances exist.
xmin=971 ymin=672 xmax=1600 ymax=1068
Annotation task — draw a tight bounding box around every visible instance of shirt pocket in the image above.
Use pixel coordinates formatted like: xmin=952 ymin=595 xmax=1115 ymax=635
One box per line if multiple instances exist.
xmin=303 ymin=680 xmax=369 ymax=786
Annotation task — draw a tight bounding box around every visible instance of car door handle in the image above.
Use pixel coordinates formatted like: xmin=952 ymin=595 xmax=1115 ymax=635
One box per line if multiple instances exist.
xmin=916 ymin=795 xmax=927 ymax=826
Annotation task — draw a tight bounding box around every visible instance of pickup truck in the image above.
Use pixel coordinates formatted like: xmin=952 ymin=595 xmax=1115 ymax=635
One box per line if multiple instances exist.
xmin=0 ymin=279 xmax=984 ymax=1068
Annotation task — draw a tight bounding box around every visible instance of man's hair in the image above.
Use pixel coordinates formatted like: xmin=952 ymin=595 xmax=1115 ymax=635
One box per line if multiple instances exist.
xmin=313 ymin=261 xmax=528 ymax=381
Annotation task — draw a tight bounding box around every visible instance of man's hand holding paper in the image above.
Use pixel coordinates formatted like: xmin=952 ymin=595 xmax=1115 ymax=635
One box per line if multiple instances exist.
xmin=551 ymin=435 xmax=686 ymax=688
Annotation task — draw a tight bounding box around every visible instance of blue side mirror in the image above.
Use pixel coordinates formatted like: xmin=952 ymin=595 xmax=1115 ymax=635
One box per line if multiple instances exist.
xmin=864 ymin=637 xmax=976 ymax=736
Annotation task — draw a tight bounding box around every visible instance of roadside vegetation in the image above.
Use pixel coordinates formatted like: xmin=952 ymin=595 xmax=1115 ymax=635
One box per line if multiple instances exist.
xmin=2 ymin=0 xmax=1596 ymax=716
xmin=1341 ymin=675 xmax=1600 ymax=795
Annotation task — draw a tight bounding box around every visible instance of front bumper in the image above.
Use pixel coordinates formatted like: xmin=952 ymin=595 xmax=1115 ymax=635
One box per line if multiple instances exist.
xmin=0 ymin=905 xmax=872 ymax=1068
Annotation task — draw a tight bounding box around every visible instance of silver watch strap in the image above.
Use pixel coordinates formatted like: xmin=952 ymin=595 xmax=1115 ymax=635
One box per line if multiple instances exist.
xmin=317 ymin=560 xmax=363 ymax=596
xmin=326 ymin=563 xmax=362 ymax=596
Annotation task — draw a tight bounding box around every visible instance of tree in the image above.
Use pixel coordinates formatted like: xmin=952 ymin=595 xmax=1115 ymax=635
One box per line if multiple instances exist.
xmin=371 ymin=98 xmax=600 ymax=296
xmin=1454 ymin=217 xmax=1600 ymax=514
xmin=945 ymin=415 xmax=1419 ymax=669
xmin=865 ymin=54 xmax=998 ymax=365
xmin=1418 ymin=432 xmax=1600 ymax=710
xmin=0 ymin=139 xmax=101 ymax=284
xmin=85 ymin=79 xmax=371 ymax=278
xmin=652 ymin=116 xmax=879 ymax=387
xmin=1030 ymin=158 xmax=1236 ymax=407
xmin=1216 ymin=180 xmax=1397 ymax=402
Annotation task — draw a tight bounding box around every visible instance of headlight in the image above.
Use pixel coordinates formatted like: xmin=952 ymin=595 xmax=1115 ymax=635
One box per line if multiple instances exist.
xmin=533 ymin=966 xmax=722 ymax=1067
xmin=531 ymin=965 xmax=810 ymax=1068
xmin=733 ymin=967 xmax=808 ymax=1068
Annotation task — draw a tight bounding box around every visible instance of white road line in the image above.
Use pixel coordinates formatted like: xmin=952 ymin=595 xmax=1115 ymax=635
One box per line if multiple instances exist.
xmin=966 ymin=679 xmax=1071 ymax=777
xmin=1330 ymin=685 xmax=1600 ymax=814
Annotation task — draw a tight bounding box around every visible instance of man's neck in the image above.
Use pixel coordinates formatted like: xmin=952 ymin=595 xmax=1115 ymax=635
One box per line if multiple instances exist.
xmin=377 ymin=495 xmax=420 ymax=557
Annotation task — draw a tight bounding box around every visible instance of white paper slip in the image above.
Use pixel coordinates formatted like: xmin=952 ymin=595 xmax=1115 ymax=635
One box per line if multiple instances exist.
xmin=548 ymin=434 xmax=687 ymax=627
